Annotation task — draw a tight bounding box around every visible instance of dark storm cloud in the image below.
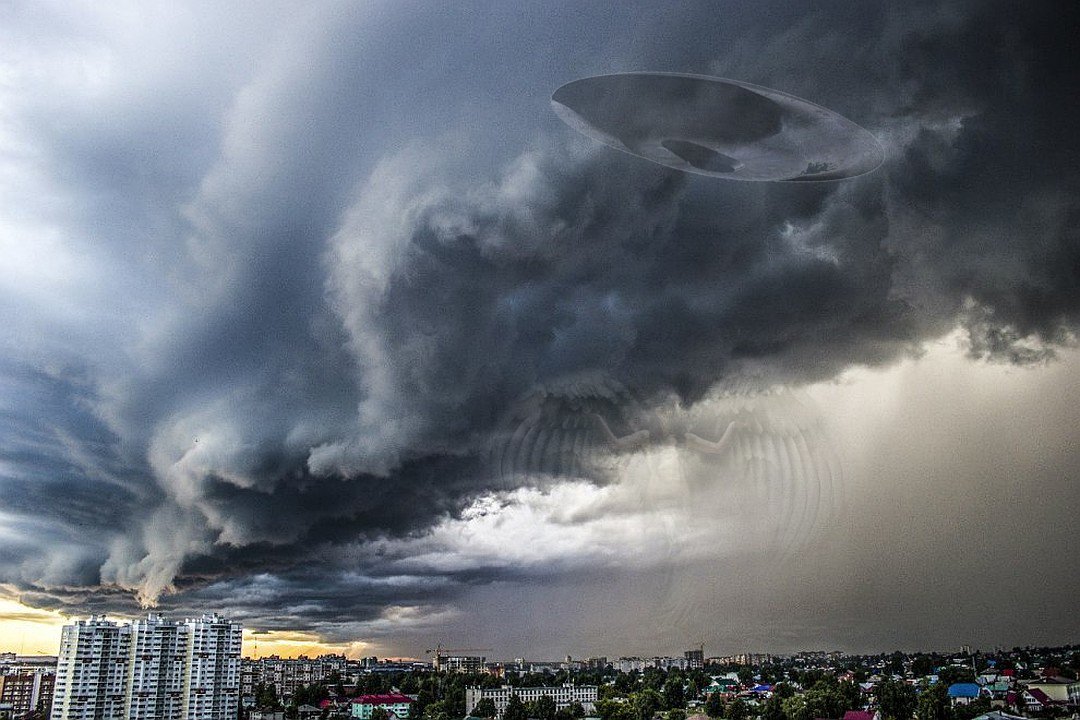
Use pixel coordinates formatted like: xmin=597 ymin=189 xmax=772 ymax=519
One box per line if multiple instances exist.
xmin=1 ymin=0 xmax=1078 ymax=649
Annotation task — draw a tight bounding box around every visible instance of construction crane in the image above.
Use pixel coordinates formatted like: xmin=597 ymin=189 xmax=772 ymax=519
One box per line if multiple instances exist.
xmin=425 ymin=644 xmax=493 ymax=671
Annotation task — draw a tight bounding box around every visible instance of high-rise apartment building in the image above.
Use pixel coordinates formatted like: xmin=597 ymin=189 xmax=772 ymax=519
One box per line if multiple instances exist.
xmin=50 ymin=614 xmax=241 ymax=720
xmin=126 ymin=614 xmax=188 ymax=719
xmin=181 ymin=614 xmax=242 ymax=720
xmin=52 ymin=616 xmax=131 ymax=720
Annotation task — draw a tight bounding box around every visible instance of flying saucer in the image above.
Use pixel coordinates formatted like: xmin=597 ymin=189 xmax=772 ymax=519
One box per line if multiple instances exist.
xmin=551 ymin=72 xmax=883 ymax=181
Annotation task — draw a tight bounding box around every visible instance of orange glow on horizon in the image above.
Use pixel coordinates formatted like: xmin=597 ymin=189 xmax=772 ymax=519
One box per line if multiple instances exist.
xmin=0 ymin=597 xmax=68 ymax=655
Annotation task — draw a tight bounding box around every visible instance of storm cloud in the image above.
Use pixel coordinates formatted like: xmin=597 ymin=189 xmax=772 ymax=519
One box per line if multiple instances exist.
xmin=1 ymin=0 xmax=1078 ymax=655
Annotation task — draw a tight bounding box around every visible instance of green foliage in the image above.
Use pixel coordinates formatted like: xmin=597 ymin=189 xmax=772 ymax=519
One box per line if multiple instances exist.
xmin=616 ymin=674 xmax=639 ymax=695
xmin=668 ymin=710 xmax=687 ymax=720
xmin=916 ymin=682 xmax=953 ymax=720
xmin=528 ymin=695 xmax=557 ymax=720
xmin=910 ymin=656 xmax=936 ymax=678
xmin=760 ymin=695 xmax=786 ymax=720
xmin=372 ymin=708 xmax=391 ymax=720
xmin=424 ymin=700 xmax=453 ymax=720
xmin=663 ymin=678 xmax=686 ymax=710
xmin=952 ymin=697 xmax=990 ymax=720
xmin=473 ymin=699 xmax=498 ymax=718
xmin=723 ymin=698 xmax=748 ymax=720
xmin=705 ymin=693 xmax=725 ymax=718
xmin=631 ymin=689 xmax=664 ymax=720
xmin=877 ymin=678 xmax=917 ymax=720
xmin=255 ymin=682 xmax=283 ymax=710
xmin=504 ymin=694 xmax=528 ymax=720
xmin=935 ymin=668 xmax=975 ymax=687
xmin=780 ymin=694 xmax=810 ymax=720
xmin=597 ymin=699 xmax=637 ymax=720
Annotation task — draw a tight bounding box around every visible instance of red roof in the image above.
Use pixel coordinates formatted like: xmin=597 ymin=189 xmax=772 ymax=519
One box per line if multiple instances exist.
xmin=844 ymin=711 xmax=876 ymax=720
xmin=353 ymin=694 xmax=415 ymax=705
xmin=1026 ymin=689 xmax=1054 ymax=706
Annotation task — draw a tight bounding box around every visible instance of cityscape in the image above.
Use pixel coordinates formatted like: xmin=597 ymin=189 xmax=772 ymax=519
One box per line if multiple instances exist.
xmin=1 ymin=616 xmax=1078 ymax=720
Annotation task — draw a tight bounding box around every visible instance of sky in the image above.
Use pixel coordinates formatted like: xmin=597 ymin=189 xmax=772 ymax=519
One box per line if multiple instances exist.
xmin=1 ymin=0 xmax=1078 ymax=660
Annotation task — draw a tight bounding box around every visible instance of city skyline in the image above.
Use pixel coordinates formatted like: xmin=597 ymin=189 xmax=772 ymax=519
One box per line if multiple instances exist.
xmin=2 ymin=1 xmax=1079 ymax=662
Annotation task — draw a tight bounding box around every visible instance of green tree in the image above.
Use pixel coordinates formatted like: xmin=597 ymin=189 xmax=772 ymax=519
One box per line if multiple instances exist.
xmin=781 ymin=695 xmax=810 ymax=720
xmin=916 ymin=682 xmax=953 ymax=720
xmin=668 ymin=710 xmax=687 ymax=720
xmin=424 ymin=700 xmax=452 ymax=720
xmin=532 ymin=695 xmax=557 ymax=720
xmin=631 ymin=689 xmax=664 ymax=720
xmin=597 ymin=700 xmax=636 ymax=720
xmin=568 ymin=702 xmax=586 ymax=718
xmin=911 ymin=656 xmax=936 ymax=678
xmin=953 ymin=697 xmax=990 ymax=720
xmin=760 ymin=695 xmax=786 ymax=720
xmin=877 ymin=678 xmax=916 ymax=720
xmin=663 ymin=679 xmax=686 ymax=710
xmin=723 ymin=698 xmax=748 ymax=720
xmin=504 ymin=694 xmax=528 ymax=720
xmin=473 ymin=699 xmax=498 ymax=718
xmin=372 ymin=708 xmax=391 ymax=720
xmin=705 ymin=693 xmax=724 ymax=718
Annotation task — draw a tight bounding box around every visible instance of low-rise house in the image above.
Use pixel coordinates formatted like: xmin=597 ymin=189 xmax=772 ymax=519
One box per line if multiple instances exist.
xmin=948 ymin=684 xmax=982 ymax=706
xmin=1025 ymin=678 xmax=1080 ymax=704
xmin=1021 ymin=688 xmax=1055 ymax=713
xmin=351 ymin=693 xmax=415 ymax=719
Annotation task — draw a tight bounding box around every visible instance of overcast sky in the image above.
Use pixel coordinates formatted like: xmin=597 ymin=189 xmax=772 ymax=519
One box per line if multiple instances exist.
xmin=1 ymin=0 xmax=1078 ymax=659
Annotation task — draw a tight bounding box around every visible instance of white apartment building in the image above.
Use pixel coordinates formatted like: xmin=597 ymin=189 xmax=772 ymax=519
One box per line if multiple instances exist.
xmin=52 ymin=616 xmax=131 ymax=720
xmin=181 ymin=614 xmax=242 ymax=720
xmin=50 ymin=614 xmax=242 ymax=720
xmin=126 ymin=614 xmax=188 ymax=720
xmin=465 ymin=685 xmax=598 ymax=719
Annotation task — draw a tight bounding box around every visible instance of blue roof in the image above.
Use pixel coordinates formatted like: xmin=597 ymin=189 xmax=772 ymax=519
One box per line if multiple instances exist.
xmin=948 ymin=684 xmax=981 ymax=698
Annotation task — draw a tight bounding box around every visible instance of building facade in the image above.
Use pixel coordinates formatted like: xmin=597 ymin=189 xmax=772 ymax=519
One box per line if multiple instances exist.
xmin=52 ymin=616 xmax=131 ymax=720
xmin=181 ymin=614 xmax=242 ymax=720
xmin=49 ymin=614 xmax=241 ymax=720
xmin=464 ymin=685 xmax=598 ymax=719
xmin=0 ymin=668 xmax=55 ymax=717
xmin=126 ymin=614 xmax=188 ymax=720
xmin=350 ymin=693 xmax=415 ymax=719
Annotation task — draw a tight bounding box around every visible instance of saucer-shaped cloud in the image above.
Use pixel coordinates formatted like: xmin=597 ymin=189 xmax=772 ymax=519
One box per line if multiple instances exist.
xmin=552 ymin=72 xmax=883 ymax=181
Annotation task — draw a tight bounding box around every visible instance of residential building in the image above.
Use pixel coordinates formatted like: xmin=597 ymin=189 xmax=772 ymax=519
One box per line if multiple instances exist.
xmin=179 ymin=614 xmax=242 ymax=720
xmin=947 ymin=683 xmax=982 ymax=706
xmin=240 ymin=654 xmax=348 ymax=698
xmin=1024 ymin=678 xmax=1080 ymax=704
xmin=51 ymin=616 xmax=131 ymax=720
xmin=350 ymin=693 xmax=414 ymax=719
xmin=49 ymin=614 xmax=241 ymax=720
xmin=0 ymin=668 xmax=55 ymax=717
xmin=685 ymin=649 xmax=704 ymax=670
xmin=465 ymin=685 xmax=598 ymax=719
xmin=126 ymin=614 xmax=187 ymax=720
